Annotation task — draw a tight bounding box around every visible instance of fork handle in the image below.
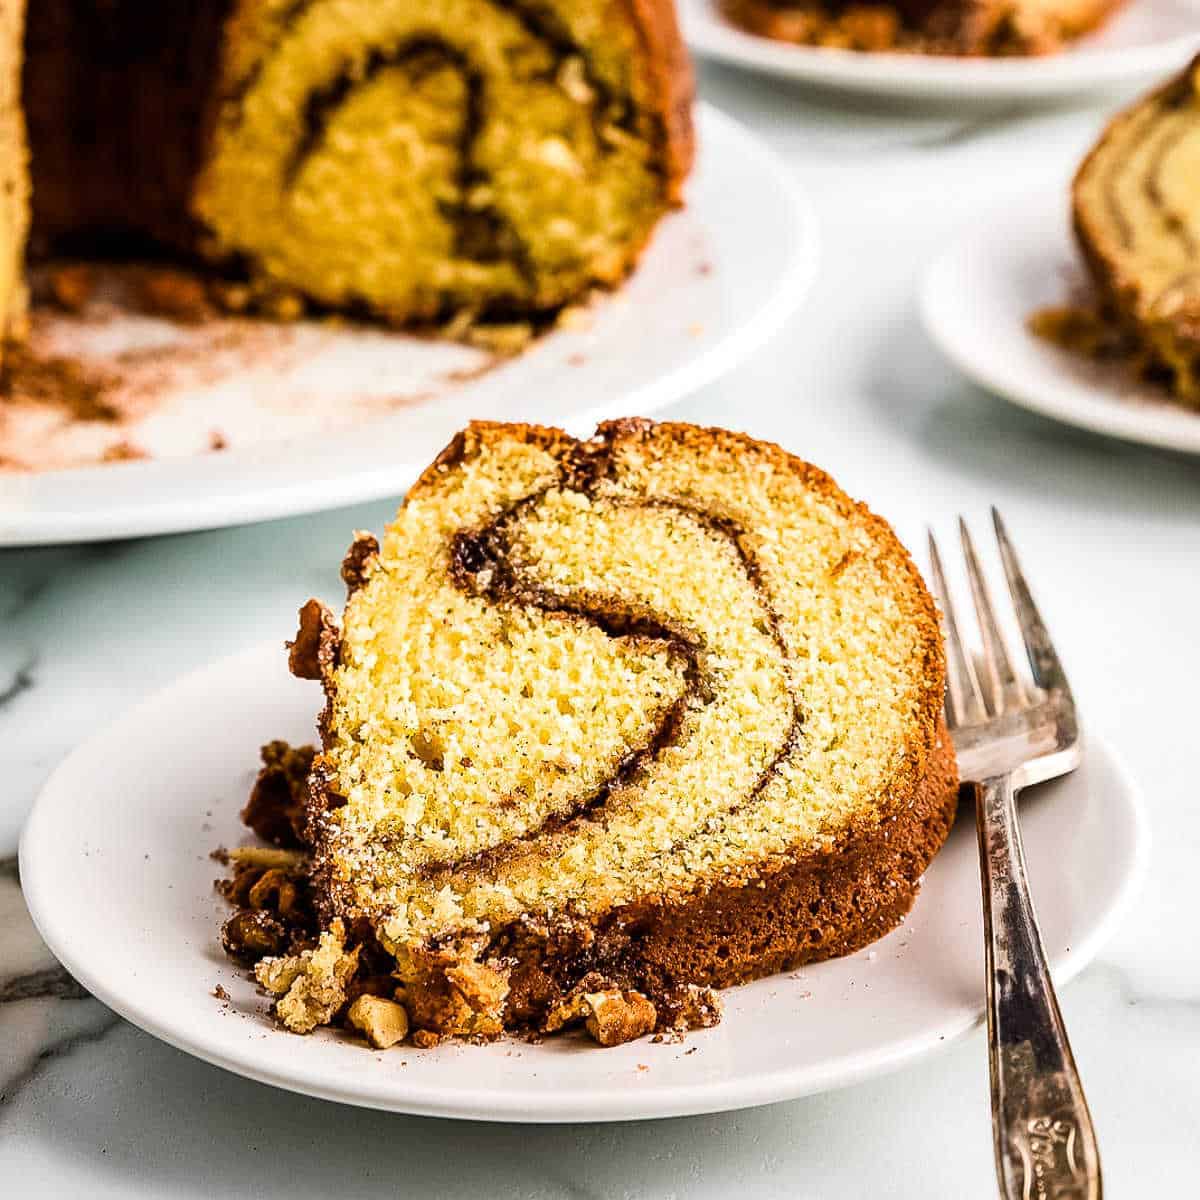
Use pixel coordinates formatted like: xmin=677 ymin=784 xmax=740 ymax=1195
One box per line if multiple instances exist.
xmin=976 ymin=773 xmax=1102 ymax=1200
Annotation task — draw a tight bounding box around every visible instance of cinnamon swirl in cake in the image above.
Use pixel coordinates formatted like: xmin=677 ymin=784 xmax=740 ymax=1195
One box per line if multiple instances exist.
xmin=221 ymin=420 xmax=958 ymax=1048
xmin=1 ymin=0 xmax=692 ymax=355
xmin=1064 ymin=57 xmax=1200 ymax=405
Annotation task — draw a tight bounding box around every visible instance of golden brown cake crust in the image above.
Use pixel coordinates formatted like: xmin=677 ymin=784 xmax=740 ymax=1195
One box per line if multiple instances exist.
xmin=623 ymin=0 xmax=696 ymax=204
xmin=1071 ymin=58 xmax=1200 ymax=373
xmin=290 ymin=419 xmax=957 ymax=1042
xmin=610 ymin=721 xmax=958 ymax=992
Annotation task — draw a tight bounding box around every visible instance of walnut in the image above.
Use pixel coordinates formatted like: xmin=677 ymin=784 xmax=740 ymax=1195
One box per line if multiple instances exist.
xmin=221 ymin=910 xmax=287 ymax=964
xmin=288 ymin=599 xmax=340 ymax=681
xmin=544 ymin=981 xmax=658 ymax=1047
xmin=340 ymin=531 xmax=380 ymax=595
xmin=241 ymin=742 xmax=315 ymax=847
xmin=255 ymin=920 xmax=360 ymax=1034
xmin=346 ymin=995 xmax=410 ymax=1049
xmin=247 ymin=869 xmax=299 ymax=917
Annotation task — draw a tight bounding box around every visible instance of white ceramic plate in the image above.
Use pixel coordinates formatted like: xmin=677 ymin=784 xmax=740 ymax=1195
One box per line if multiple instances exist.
xmin=0 ymin=104 xmax=818 ymax=547
xmin=20 ymin=639 xmax=1147 ymax=1123
xmin=682 ymin=0 xmax=1200 ymax=101
xmin=921 ymin=193 xmax=1200 ymax=455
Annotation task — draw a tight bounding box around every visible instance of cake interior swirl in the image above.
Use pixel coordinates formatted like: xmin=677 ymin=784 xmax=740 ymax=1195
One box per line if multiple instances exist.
xmin=1031 ymin=57 xmax=1200 ymax=408
xmin=219 ymin=420 xmax=958 ymax=1048
xmin=0 ymin=0 xmax=692 ymax=357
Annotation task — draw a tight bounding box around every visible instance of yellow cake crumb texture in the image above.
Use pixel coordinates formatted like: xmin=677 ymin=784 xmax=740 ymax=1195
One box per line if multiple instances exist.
xmin=316 ymin=422 xmax=943 ymax=956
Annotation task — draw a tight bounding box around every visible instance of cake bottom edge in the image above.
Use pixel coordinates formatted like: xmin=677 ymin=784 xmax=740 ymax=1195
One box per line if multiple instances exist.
xmin=221 ymin=729 xmax=960 ymax=1049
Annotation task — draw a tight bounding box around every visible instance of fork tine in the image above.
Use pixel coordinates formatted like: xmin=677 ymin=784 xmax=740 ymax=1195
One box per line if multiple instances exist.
xmin=992 ymin=507 xmax=1073 ymax=698
xmin=927 ymin=529 xmax=988 ymax=727
xmin=959 ymin=516 xmax=1024 ymax=714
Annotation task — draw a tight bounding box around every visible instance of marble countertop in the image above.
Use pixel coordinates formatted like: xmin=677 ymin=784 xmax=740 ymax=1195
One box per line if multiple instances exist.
xmin=4 ymin=62 xmax=1199 ymax=1198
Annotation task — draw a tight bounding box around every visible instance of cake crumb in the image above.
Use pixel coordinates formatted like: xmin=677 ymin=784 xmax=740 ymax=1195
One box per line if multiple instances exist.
xmin=256 ymin=921 xmax=359 ymax=1034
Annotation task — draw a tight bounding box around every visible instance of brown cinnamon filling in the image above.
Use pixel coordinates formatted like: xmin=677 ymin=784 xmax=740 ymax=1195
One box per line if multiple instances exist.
xmin=414 ymin=469 xmax=805 ymax=884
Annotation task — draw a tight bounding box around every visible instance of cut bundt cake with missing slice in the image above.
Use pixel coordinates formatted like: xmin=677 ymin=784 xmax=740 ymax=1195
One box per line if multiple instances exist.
xmin=17 ymin=0 xmax=692 ymax=329
xmin=230 ymin=420 xmax=958 ymax=1047
xmin=1068 ymin=57 xmax=1200 ymax=405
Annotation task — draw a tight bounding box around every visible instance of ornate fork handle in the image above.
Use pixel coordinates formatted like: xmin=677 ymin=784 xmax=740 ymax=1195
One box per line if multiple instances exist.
xmin=976 ymin=773 xmax=1102 ymax=1200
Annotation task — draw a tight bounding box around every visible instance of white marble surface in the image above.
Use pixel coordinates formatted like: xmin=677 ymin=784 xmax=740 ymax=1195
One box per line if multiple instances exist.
xmin=3 ymin=62 xmax=1200 ymax=1196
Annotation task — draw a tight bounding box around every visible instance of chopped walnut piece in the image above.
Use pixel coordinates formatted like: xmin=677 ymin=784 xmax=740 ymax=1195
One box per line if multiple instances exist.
xmin=341 ymin=531 xmax=380 ymax=595
xmin=247 ymin=869 xmax=299 ymax=916
xmin=411 ymin=1029 xmax=442 ymax=1049
xmin=585 ymin=990 xmax=657 ymax=1047
xmin=241 ymin=741 xmax=315 ymax=848
xmin=545 ymin=981 xmax=658 ymax=1047
xmin=347 ymin=995 xmax=410 ymax=1048
xmin=288 ymin=599 xmax=340 ymax=681
xmin=256 ymin=920 xmax=360 ymax=1034
xmin=221 ymin=909 xmax=288 ymax=964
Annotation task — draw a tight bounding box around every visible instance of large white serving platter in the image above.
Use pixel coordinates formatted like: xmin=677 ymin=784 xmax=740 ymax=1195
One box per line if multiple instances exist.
xmin=682 ymin=0 xmax=1200 ymax=102
xmin=0 ymin=103 xmax=818 ymax=547
xmin=21 ymin=639 xmax=1147 ymax=1123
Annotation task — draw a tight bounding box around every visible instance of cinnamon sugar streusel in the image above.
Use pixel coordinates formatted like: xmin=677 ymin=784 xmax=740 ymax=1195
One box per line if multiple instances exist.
xmin=215 ymin=741 xmax=722 ymax=1049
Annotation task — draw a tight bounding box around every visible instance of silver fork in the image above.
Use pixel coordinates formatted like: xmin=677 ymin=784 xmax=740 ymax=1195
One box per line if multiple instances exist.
xmin=927 ymin=509 xmax=1101 ymax=1200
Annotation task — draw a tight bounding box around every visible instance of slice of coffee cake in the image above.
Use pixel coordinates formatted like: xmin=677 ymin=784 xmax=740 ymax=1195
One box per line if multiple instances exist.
xmin=240 ymin=419 xmax=957 ymax=1047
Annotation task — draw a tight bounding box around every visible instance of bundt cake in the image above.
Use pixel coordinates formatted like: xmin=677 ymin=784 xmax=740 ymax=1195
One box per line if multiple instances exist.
xmin=719 ymin=0 xmax=1121 ymax=56
xmin=0 ymin=0 xmax=28 ymax=369
xmin=219 ymin=419 xmax=959 ymax=1048
xmin=1069 ymin=56 xmax=1200 ymax=405
xmin=0 ymin=0 xmax=692 ymax=355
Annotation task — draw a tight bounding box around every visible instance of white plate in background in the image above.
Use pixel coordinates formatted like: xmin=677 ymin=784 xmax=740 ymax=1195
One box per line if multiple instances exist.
xmin=21 ymin=638 xmax=1147 ymax=1123
xmin=0 ymin=103 xmax=819 ymax=547
xmin=682 ymin=0 xmax=1200 ymax=101
xmin=921 ymin=195 xmax=1200 ymax=456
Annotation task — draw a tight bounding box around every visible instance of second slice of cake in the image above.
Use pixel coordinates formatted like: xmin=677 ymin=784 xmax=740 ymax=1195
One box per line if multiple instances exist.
xmin=259 ymin=419 xmax=958 ymax=1046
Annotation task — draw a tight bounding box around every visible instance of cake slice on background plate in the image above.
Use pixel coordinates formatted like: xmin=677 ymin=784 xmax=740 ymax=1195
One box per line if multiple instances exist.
xmin=1069 ymin=55 xmax=1200 ymax=405
xmin=720 ymin=0 xmax=1123 ymax=56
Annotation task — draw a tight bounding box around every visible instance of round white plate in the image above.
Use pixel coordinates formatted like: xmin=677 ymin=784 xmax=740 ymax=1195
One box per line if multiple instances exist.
xmin=20 ymin=639 xmax=1148 ymax=1123
xmin=921 ymin=194 xmax=1200 ymax=455
xmin=681 ymin=0 xmax=1200 ymax=101
xmin=0 ymin=103 xmax=818 ymax=547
